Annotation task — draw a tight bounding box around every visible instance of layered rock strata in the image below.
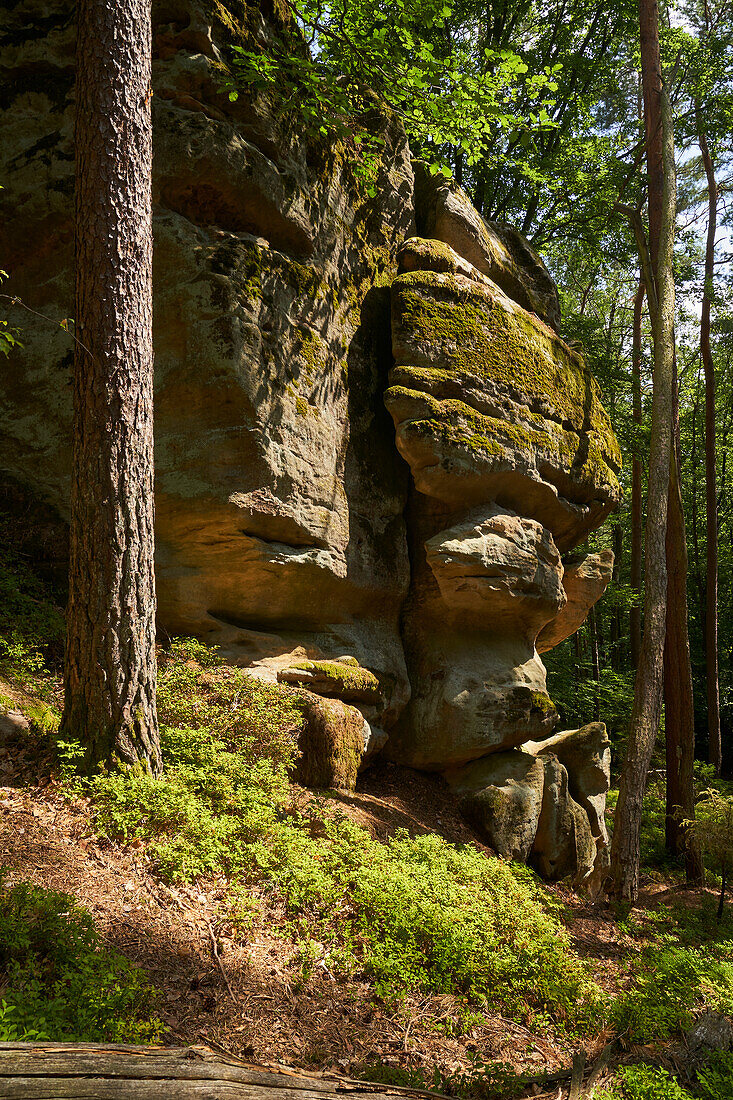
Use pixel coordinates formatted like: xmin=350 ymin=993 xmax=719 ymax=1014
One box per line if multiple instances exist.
xmin=0 ymin=0 xmax=413 ymax=706
xmin=1 ymin=0 xmax=621 ymax=876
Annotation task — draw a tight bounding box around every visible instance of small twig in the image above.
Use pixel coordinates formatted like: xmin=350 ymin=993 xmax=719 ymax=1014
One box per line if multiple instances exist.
xmin=0 ymin=293 xmax=95 ymax=361
xmin=207 ymin=920 xmax=235 ymax=999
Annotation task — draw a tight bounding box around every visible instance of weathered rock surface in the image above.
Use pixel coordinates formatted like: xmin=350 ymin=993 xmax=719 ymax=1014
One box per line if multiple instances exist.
xmin=524 ymin=722 xmax=612 ymax=846
xmin=386 ymin=267 xmax=620 ymax=552
xmin=445 ymin=750 xmax=545 ymax=861
xmin=530 ymin=754 xmax=597 ymax=884
xmin=293 ymin=693 xmax=365 ymax=792
xmin=0 ymin=0 xmax=413 ymax=704
xmin=536 ymin=551 xmax=615 ymax=653
xmin=1 ymin=0 xmax=621 ymax=878
xmin=425 ymin=506 xmax=565 ymax=639
xmin=413 ymin=167 xmax=562 ymax=331
xmin=385 ymin=231 xmax=618 ymax=779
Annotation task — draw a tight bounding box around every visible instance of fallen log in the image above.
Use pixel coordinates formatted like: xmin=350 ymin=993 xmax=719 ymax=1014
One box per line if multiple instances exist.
xmin=0 ymin=1043 xmax=449 ymax=1100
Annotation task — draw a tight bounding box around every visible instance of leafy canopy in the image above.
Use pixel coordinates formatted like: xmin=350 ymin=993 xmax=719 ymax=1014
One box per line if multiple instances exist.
xmin=223 ymin=0 xmax=560 ymax=190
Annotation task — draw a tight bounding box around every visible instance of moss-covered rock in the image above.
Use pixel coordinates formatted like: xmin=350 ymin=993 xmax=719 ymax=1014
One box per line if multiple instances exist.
xmin=386 ymin=269 xmax=621 ymax=551
xmin=294 ymin=692 xmax=366 ymax=791
xmin=278 ymin=659 xmax=383 ymax=705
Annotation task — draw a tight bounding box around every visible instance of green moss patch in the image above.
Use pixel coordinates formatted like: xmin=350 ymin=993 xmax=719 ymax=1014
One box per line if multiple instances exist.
xmin=391 ymin=271 xmax=621 ymax=478
xmin=290 ymin=659 xmax=381 ymax=695
xmin=294 ymin=693 xmax=364 ymax=791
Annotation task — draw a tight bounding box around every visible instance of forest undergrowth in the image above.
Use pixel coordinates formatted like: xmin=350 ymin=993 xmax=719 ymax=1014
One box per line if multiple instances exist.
xmin=2 ymin=541 xmax=733 ymax=1098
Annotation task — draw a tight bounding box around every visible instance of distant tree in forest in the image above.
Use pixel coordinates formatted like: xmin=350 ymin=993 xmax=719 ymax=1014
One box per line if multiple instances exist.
xmin=610 ymin=0 xmax=678 ymax=902
xmin=60 ymin=0 xmax=160 ymax=774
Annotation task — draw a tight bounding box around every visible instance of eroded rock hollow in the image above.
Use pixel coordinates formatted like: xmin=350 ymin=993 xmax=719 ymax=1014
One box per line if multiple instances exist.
xmin=0 ymin=0 xmax=621 ymax=882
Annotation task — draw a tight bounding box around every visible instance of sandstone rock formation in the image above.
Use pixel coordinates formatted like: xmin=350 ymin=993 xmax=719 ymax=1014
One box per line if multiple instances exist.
xmin=0 ymin=0 xmax=621 ymax=880
xmin=444 ymin=723 xmax=611 ymax=885
xmin=536 ymin=550 xmax=615 ymax=653
xmin=1 ymin=0 xmax=413 ymax=702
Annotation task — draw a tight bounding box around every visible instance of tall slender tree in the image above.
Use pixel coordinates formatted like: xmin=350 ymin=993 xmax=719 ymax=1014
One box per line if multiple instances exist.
xmin=697 ymin=113 xmax=722 ymax=775
xmin=61 ymin=0 xmax=161 ymax=774
xmin=630 ymin=277 xmax=645 ymax=670
xmin=664 ymin=357 xmax=701 ymax=879
xmin=610 ymin=0 xmax=677 ymax=901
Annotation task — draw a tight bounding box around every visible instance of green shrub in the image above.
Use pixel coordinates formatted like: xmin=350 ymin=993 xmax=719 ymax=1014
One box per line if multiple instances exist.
xmin=157 ymin=640 xmax=303 ymax=766
xmin=599 ymin=1064 xmax=692 ymax=1100
xmin=358 ymin=1059 xmax=530 ymax=1099
xmin=81 ymin=641 xmax=606 ymax=1031
xmin=696 ymin=1051 xmax=733 ymax=1100
xmin=269 ymin=820 xmax=605 ymax=1028
xmin=613 ymin=943 xmax=733 ymax=1042
xmin=0 ymin=878 xmax=161 ymax=1042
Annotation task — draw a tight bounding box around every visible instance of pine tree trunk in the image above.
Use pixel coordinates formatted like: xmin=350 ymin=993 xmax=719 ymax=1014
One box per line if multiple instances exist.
xmin=630 ymin=278 xmax=644 ymax=670
xmin=61 ymin=0 xmax=160 ymax=774
xmin=697 ymin=113 xmax=722 ymax=777
xmin=609 ymin=0 xmax=676 ymax=901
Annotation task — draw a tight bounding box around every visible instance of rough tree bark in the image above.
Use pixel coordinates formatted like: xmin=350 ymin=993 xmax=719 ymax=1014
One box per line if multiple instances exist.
xmin=61 ymin=0 xmax=161 ymax=774
xmin=611 ymin=521 xmax=623 ymax=671
xmin=609 ymin=0 xmax=676 ymax=901
xmin=630 ymin=278 xmax=645 ymax=670
xmin=697 ymin=111 xmax=722 ymax=776
xmin=664 ymin=361 xmax=702 ymax=880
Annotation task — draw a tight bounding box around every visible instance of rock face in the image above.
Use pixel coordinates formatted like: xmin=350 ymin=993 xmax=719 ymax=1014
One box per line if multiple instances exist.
xmin=0 ymin=0 xmax=621 ymax=880
xmin=536 ymin=551 xmax=615 ymax=653
xmin=0 ymin=0 xmax=413 ymax=701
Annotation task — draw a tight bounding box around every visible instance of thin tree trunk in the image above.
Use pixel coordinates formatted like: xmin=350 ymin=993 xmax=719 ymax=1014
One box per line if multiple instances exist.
xmin=697 ymin=112 xmax=721 ymax=776
xmin=631 ymin=278 xmax=645 ymax=669
xmin=664 ymin=359 xmax=702 ymax=880
xmin=589 ymin=607 xmax=601 ymax=722
xmin=61 ymin=0 xmax=160 ymax=774
xmin=611 ymin=522 xmax=623 ymax=671
xmin=609 ymin=0 xmax=676 ymax=901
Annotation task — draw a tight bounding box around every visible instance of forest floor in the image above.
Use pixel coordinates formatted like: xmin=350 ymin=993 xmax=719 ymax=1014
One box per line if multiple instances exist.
xmin=1 ymin=671 xmax=727 ymax=1100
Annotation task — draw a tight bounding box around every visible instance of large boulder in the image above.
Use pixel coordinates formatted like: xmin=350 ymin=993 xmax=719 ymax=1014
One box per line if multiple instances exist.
xmin=384 ymin=232 xmax=618 ymax=778
xmin=524 ymin=721 xmax=611 ymax=845
xmin=385 ymin=267 xmax=620 ymax=552
xmin=445 ymin=750 xmax=545 ymax=861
